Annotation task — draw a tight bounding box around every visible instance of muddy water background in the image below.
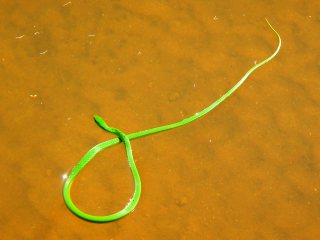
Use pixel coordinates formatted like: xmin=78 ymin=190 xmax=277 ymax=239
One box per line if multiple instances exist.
xmin=1 ymin=1 xmax=320 ymax=239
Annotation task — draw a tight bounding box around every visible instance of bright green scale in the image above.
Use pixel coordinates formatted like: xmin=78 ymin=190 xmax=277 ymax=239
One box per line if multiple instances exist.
xmin=63 ymin=19 xmax=282 ymax=222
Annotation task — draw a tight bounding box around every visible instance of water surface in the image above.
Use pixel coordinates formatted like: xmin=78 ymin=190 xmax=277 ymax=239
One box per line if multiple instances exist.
xmin=0 ymin=1 xmax=319 ymax=239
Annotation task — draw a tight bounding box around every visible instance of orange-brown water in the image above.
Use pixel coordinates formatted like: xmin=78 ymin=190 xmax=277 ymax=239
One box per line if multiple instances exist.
xmin=1 ymin=1 xmax=320 ymax=239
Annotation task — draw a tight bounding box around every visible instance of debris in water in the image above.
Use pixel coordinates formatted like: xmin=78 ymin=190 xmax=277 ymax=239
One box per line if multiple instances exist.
xmin=16 ymin=35 xmax=25 ymax=39
xmin=63 ymin=1 xmax=71 ymax=7
xmin=40 ymin=50 xmax=48 ymax=55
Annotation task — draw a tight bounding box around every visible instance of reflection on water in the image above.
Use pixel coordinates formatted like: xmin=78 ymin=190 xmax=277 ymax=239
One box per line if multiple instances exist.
xmin=0 ymin=1 xmax=319 ymax=239
xmin=61 ymin=172 xmax=68 ymax=181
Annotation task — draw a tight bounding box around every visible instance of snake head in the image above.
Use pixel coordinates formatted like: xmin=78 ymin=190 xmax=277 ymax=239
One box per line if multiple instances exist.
xmin=93 ymin=115 xmax=110 ymax=131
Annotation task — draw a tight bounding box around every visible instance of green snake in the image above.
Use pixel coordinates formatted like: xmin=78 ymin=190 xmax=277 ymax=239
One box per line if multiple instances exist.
xmin=63 ymin=19 xmax=281 ymax=222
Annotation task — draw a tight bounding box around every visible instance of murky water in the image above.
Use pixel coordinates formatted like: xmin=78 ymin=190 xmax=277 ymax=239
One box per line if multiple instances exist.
xmin=1 ymin=1 xmax=319 ymax=239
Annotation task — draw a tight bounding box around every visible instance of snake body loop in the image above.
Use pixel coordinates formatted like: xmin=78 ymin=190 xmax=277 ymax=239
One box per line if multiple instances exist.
xmin=63 ymin=19 xmax=281 ymax=222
